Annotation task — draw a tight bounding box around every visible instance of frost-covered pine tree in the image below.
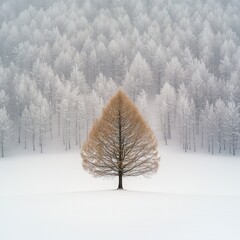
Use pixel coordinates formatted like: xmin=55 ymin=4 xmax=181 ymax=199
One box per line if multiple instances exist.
xmin=177 ymin=84 xmax=193 ymax=152
xmin=15 ymin=73 xmax=28 ymax=144
xmin=70 ymin=65 xmax=87 ymax=90
xmin=88 ymin=50 xmax=98 ymax=86
xmin=124 ymin=52 xmax=153 ymax=101
xmin=214 ymin=99 xmax=226 ymax=153
xmin=224 ymin=102 xmax=240 ymax=155
xmin=108 ymin=40 xmax=124 ymax=84
xmin=37 ymin=97 xmax=50 ymax=153
xmin=94 ymin=73 xmax=117 ymax=103
xmin=123 ymin=71 xmax=136 ymax=101
xmin=219 ymin=56 xmax=232 ymax=81
xmin=227 ymin=70 xmax=240 ymax=104
xmin=26 ymin=103 xmax=38 ymax=151
xmin=59 ymin=80 xmax=79 ymax=150
xmin=189 ymin=69 xmax=206 ymax=131
xmin=136 ymin=90 xmax=148 ymax=118
xmin=32 ymin=59 xmax=55 ymax=99
xmin=84 ymin=90 xmax=104 ymax=138
xmin=0 ymin=107 xmax=12 ymax=157
xmin=22 ymin=107 xmax=29 ymax=150
xmin=203 ymin=102 xmax=216 ymax=154
xmin=96 ymin=42 xmax=107 ymax=76
xmin=152 ymin=46 xmax=167 ymax=92
xmin=164 ymin=57 xmax=184 ymax=91
xmin=0 ymin=89 xmax=8 ymax=108
xmin=75 ymin=95 xmax=86 ymax=148
xmin=157 ymin=82 xmax=176 ymax=144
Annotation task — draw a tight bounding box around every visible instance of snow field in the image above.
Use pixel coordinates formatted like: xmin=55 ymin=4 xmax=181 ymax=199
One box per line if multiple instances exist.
xmin=1 ymin=191 xmax=240 ymax=240
xmin=0 ymin=145 xmax=240 ymax=240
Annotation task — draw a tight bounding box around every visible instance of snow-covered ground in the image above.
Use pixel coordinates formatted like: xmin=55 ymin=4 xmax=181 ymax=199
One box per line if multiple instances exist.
xmin=0 ymin=145 xmax=240 ymax=240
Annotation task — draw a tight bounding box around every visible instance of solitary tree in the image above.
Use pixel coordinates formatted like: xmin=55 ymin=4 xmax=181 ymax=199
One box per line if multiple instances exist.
xmin=81 ymin=90 xmax=159 ymax=189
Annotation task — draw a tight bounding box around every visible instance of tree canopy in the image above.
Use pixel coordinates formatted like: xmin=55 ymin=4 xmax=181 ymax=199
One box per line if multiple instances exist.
xmin=81 ymin=90 xmax=159 ymax=189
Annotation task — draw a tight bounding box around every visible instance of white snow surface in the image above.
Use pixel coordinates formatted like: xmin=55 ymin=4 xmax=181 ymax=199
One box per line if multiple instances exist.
xmin=0 ymin=145 xmax=240 ymax=240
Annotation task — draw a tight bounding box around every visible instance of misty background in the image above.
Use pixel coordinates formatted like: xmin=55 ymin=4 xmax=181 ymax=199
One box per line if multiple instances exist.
xmin=0 ymin=0 xmax=240 ymax=156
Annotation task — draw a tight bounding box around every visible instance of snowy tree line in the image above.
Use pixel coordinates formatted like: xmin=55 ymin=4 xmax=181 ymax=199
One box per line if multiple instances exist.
xmin=0 ymin=0 xmax=240 ymax=156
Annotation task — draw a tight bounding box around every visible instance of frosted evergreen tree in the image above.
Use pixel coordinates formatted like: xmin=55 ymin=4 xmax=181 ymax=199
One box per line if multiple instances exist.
xmin=94 ymin=73 xmax=117 ymax=103
xmin=0 ymin=107 xmax=12 ymax=157
xmin=108 ymin=40 xmax=124 ymax=84
xmin=158 ymin=82 xmax=176 ymax=142
xmin=224 ymin=102 xmax=240 ymax=155
xmin=70 ymin=65 xmax=87 ymax=91
xmin=189 ymin=69 xmax=206 ymax=131
xmin=164 ymin=57 xmax=184 ymax=91
xmin=22 ymin=107 xmax=29 ymax=150
xmin=176 ymin=84 xmax=194 ymax=152
xmin=136 ymin=90 xmax=148 ymax=118
xmin=37 ymin=97 xmax=50 ymax=153
xmin=0 ymin=89 xmax=8 ymax=109
xmin=203 ymin=102 xmax=216 ymax=154
xmin=15 ymin=73 xmax=31 ymax=144
xmin=152 ymin=46 xmax=167 ymax=92
xmin=59 ymin=80 xmax=79 ymax=150
xmin=96 ymin=42 xmax=107 ymax=76
xmin=214 ymin=98 xmax=226 ymax=153
xmin=219 ymin=56 xmax=232 ymax=81
xmin=124 ymin=52 xmax=153 ymax=101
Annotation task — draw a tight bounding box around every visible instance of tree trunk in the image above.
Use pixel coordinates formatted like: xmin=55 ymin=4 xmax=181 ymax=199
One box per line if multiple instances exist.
xmin=75 ymin=114 xmax=78 ymax=146
xmin=117 ymin=110 xmax=123 ymax=190
xmin=18 ymin=121 xmax=21 ymax=144
xmin=32 ymin=132 xmax=35 ymax=151
xmin=86 ymin=118 xmax=89 ymax=140
xmin=207 ymin=135 xmax=210 ymax=153
xmin=211 ymin=134 xmax=214 ymax=155
xmin=193 ymin=123 xmax=196 ymax=152
xmin=68 ymin=120 xmax=71 ymax=150
xmin=1 ymin=130 xmax=4 ymax=158
xmin=79 ymin=132 xmax=81 ymax=148
xmin=117 ymin=173 xmax=123 ymax=189
xmin=58 ymin=111 xmax=60 ymax=137
xmin=24 ymin=129 xmax=27 ymax=150
xmin=201 ymin=124 xmax=204 ymax=148
xmin=167 ymin=112 xmax=171 ymax=139
xmin=39 ymin=130 xmax=43 ymax=153
xmin=163 ymin=131 xmax=168 ymax=145
xmin=188 ymin=124 xmax=191 ymax=151
xmin=218 ymin=134 xmax=221 ymax=153
xmin=50 ymin=113 xmax=53 ymax=140
xmin=184 ymin=128 xmax=188 ymax=152
xmin=232 ymin=134 xmax=235 ymax=156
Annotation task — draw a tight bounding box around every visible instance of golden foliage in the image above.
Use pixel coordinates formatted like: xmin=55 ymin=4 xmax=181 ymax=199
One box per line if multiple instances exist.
xmin=81 ymin=89 xmax=159 ymax=179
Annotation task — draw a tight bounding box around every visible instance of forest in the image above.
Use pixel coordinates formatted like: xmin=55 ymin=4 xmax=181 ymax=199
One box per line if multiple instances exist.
xmin=0 ymin=0 xmax=240 ymax=156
